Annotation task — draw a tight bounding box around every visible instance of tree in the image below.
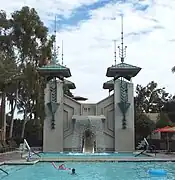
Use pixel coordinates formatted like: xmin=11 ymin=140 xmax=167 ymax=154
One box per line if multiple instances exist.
xmin=0 ymin=10 xmax=14 ymax=56
xmin=162 ymin=97 xmax=175 ymax=123
xmin=7 ymin=81 xmax=19 ymax=139
xmin=172 ymin=66 xmax=175 ymax=73
xmin=135 ymin=113 xmax=156 ymax=140
xmin=0 ymin=6 xmax=74 ymax=141
xmin=9 ymin=6 xmax=55 ymax=138
xmin=156 ymin=112 xmax=173 ymax=128
xmin=0 ymin=52 xmax=19 ymax=140
xmin=135 ymin=81 xmax=170 ymax=113
xmin=134 ymin=81 xmax=170 ymax=143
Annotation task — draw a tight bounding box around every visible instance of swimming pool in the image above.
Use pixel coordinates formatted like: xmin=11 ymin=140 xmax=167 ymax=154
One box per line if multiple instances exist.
xmin=0 ymin=162 xmax=175 ymax=179
xmin=38 ymin=152 xmax=148 ymax=158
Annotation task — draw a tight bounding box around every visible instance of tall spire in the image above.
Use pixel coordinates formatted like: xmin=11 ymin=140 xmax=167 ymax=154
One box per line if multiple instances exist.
xmin=61 ymin=40 xmax=64 ymax=65
xmin=118 ymin=15 xmax=127 ymax=63
xmin=113 ymin=40 xmax=117 ymax=65
xmin=52 ymin=15 xmax=58 ymax=65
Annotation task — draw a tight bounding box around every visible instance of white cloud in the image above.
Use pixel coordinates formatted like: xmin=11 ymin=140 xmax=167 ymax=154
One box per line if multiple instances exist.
xmin=57 ymin=0 xmax=175 ymax=102
xmin=2 ymin=0 xmax=175 ymax=103
xmin=0 ymin=0 xmax=99 ymax=19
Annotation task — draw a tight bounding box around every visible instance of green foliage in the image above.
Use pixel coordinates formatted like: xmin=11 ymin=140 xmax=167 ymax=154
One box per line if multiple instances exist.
xmin=162 ymin=98 xmax=175 ymax=123
xmin=134 ymin=81 xmax=170 ymax=141
xmin=135 ymin=113 xmax=156 ymax=139
xmin=134 ymin=81 xmax=171 ymax=141
xmin=156 ymin=112 xmax=173 ymax=128
xmin=24 ymin=119 xmax=42 ymax=139
xmin=172 ymin=66 xmax=175 ymax=73
xmin=135 ymin=81 xmax=170 ymax=113
xmin=0 ymin=6 xmax=74 ymax=139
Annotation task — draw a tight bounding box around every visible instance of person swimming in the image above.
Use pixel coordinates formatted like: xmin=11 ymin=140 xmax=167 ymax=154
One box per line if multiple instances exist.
xmin=58 ymin=164 xmax=71 ymax=170
xmin=52 ymin=162 xmax=70 ymax=170
xmin=71 ymin=168 xmax=76 ymax=175
xmin=58 ymin=164 xmax=66 ymax=170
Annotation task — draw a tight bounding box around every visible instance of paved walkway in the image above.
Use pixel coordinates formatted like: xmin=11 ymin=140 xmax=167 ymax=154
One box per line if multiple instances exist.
xmin=1 ymin=151 xmax=175 ymax=164
xmin=149 ymin=152 xmax=175 ymax=158
xmin=0 ymin=151 xmax=22 ymax=162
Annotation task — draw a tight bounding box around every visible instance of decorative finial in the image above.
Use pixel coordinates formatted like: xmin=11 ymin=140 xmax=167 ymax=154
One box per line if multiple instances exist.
xmin=52 ymin=15 xmax=58 ymax=65
xmin=113 ymin=40 xmax=117 ymax=65
xmin=118 ymin=15 xmax=127 ymax=63
xmin=61 ymin=40 xmax=64 ymax=65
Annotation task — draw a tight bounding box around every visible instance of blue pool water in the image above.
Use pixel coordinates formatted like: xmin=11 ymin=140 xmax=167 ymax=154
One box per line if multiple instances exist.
xmin=0 ymin=162 xmax=175 ymax=180
xmin=39 ymin=152 xmax=147 ymax=158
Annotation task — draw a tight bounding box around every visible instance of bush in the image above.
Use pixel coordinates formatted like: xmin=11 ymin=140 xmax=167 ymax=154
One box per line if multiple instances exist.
xmin=135 ymin=113 xmax=156 ymax=140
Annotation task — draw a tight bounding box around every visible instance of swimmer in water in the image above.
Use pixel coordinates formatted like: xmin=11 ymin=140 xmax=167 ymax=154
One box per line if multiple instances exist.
xmin=71 ymin=168 xmax=76 ymax=175
xmin=58 ymin=164 xmax=71 ymax=170
xmin=58 ymin=164 xmax=66 ymax=170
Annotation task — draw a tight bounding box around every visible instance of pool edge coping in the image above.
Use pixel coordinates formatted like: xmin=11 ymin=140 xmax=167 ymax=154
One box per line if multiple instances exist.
xmin=2 ymin=157 xmax=175 ymax=165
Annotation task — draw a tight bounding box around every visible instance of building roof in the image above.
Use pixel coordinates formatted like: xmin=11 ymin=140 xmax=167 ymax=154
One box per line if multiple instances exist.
xmin=38 ymin=63 xmax=71 ymax=78
xmin=103 ymin=79 xmax=130 ymax=90
xmin=106 ymin=62 xmax=141 ymax=80
xmin=64 ymin=79 xmax=76 ymax=89
xmin=73 ymin=96 xmax=88 ymax=101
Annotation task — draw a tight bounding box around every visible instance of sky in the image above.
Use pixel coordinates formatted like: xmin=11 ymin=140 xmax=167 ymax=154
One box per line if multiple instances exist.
xmin=1 ymin=0 xmax=175 ymax=103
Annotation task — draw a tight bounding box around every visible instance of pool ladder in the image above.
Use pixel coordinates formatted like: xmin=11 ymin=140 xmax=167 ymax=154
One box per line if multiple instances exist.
xmin=135 ymin=145 xmax=157 ymax=157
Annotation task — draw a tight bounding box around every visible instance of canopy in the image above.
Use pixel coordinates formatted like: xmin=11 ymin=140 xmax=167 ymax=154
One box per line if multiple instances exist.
xmin=165 ymin=126 xmax=175 ymax=132
xmin=154 ymin=126 xmax=175 ymax=133
xmin=154 ymin=126 xmax=175 ymax=152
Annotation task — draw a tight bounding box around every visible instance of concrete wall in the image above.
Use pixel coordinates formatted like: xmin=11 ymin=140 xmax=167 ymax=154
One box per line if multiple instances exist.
xmin=81 ymin=104 xmax=96 ymax=115
xmin=62 ymin=95 xmax=115 ymax=152
xmin=114 ymin=80 xmax=135 ymax=152
xmin=63 ymin=95 xmax=81 ymax=151
xmin=43 ymin=80 xmax=135 ymax=152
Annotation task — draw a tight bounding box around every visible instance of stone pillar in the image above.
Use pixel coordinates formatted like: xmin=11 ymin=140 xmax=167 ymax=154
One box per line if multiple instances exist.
xmin=55 ymin=80 xmax=64 ymax=152
xmin=43 ymin=79 xmax=64 ymax=152
xmin=114 ymin=80 xmax=135 ymax=152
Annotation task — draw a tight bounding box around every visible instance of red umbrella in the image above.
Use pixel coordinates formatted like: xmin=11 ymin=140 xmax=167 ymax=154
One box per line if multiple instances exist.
xmin=154 ymin=126 xmax=172 ymax=132
xmin=154 ymin=126 xmax=175 ymax=151
xmin=165 ymin=126 xmax=175 ymax=132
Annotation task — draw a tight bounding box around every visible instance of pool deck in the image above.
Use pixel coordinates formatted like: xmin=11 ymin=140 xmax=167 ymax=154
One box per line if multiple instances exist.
xmin=1 ymin=152 xmax=175 ymax=165
xmin=4 ymin=159 xmax=39 ymax=165
xmin=39 ymin=156 xmax=175 ymax=162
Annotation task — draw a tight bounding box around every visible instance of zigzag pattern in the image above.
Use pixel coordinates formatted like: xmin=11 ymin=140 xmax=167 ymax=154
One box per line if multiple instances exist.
xmin=49 ymin=81 xmax=57 ymax=103
xmin=120 ymin=81 xmax=128 ymax=102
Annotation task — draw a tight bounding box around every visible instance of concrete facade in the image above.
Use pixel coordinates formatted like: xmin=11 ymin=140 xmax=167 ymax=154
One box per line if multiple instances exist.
xmin=43 ymin=79 xmax=135 ymax=152
xmin=114 ymin=81 xmax=135 ymax=152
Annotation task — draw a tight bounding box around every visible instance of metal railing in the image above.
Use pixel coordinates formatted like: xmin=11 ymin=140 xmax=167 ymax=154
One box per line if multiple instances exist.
xmin=135 ymin=138 xmax=156 ymax=157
